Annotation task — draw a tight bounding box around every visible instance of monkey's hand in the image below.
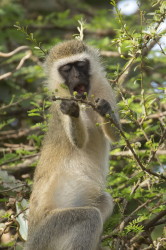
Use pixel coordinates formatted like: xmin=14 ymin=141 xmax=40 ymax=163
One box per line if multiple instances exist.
xmin=95 ymin=98 xmax=120 ymax=141
xmin=60 ymin=100 xmax=79 ymax=118
xmin=95 ymin=99 xmax=111 ymax=117
xmin=95 ymin=99 xmax=119 ymax=127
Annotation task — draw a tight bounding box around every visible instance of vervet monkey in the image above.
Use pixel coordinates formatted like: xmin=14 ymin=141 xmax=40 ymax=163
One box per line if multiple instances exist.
xmin=24 ymin=40 xmax=120 ymax=250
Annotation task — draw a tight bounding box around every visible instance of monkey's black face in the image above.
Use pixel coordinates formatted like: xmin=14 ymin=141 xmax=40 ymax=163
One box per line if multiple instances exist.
xmin=58 ymin=60 xmax=90 ymax=99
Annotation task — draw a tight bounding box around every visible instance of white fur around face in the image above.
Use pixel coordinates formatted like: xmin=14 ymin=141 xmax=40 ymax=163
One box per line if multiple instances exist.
xmin=47 ymin=52 xmax=106 ymax=93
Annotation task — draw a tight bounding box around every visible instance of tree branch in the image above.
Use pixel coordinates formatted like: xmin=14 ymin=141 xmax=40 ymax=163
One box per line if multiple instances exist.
xmin=110 ymin=150 xmax=166 ymax=157
xmin=100 ymin=50 xmax=120 ymax=57
xmin=0 ymin=50 xmax=32 ymax=80
xmin=0 ymin=46 xmax=29 ymax=57
xmin=101 ymin=196 xmax=159 ymax=241
xmin=130 ymin=210 xmax=166 ymax=245
xmin=0 ymin=94 xmax=33 ymax=112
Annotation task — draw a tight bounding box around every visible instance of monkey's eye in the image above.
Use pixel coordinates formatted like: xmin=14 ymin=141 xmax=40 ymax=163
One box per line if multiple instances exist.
xmin=77 ymin=61 xmax=87 ymax=68
xmin=59 ymin=64 xmax=71 ymax=72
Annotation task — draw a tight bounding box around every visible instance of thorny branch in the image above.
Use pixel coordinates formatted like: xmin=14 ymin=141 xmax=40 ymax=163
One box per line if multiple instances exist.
xmin=52 ymin=96 xmax=166 ymax=180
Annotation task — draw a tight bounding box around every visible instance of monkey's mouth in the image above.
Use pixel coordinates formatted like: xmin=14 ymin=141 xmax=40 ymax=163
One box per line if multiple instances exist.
xmin=73 ymin=84 xmax=89 ymax=99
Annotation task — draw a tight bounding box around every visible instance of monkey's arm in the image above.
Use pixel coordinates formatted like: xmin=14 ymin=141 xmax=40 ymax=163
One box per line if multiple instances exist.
xmin=60 ymin=100 xmax=88 ymax=148
xmin=96 ymin=99 xmax=120 ymax=142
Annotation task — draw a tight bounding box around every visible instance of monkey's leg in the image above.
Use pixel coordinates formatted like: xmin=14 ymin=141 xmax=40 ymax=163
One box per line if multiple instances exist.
xmin=25 ymin=207 xmax=102 ymax=250
xmin=95 ymin=192 xmax=114 ymax=223
xmin=93 ymin=193 xmax=114 ymax=250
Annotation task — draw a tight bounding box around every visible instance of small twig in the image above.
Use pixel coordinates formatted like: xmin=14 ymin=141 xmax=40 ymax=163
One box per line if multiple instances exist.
xmin=52 ymin=96 xmax=97 ymax=111
xmin=2 ymin=142 xmax=32 ymax=149
xmin=113 ymin=57 xmax=135 ymax=84
xmin=2 ymin=184 xmax=27 ymax=193
xmin=146 ymin=129 xmax=166 ymax=165
xmin=0 ymin=144 xmax=36 ymax=154
xmin=0 ymin=94 xmax=33 ymax=112
xmin=14 ymin=207 xmax=29 ymax=219
xmin=158 ymin=42 xmax=166 ymax=55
